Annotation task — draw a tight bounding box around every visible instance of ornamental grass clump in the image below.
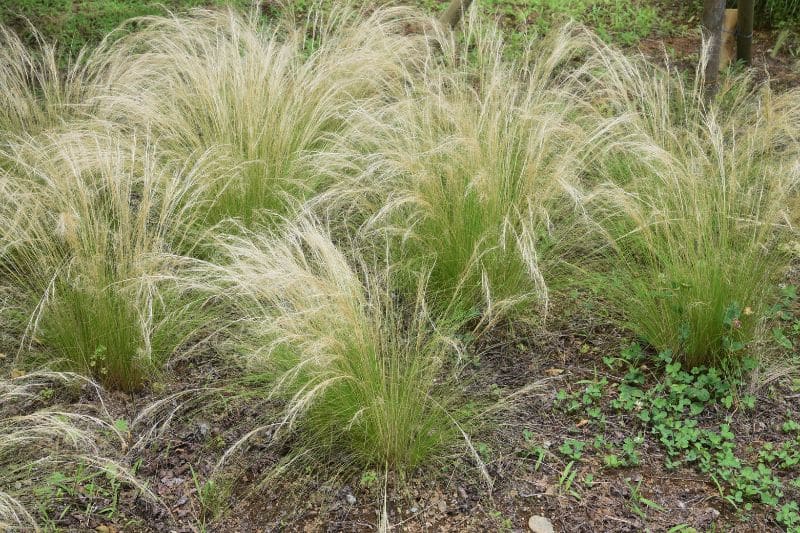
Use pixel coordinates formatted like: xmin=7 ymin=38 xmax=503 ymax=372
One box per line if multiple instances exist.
xmin=0 ymin=25 xmax=127 ymax=143
xmin=320 ymin=17 xmax=602 ymax=329
xmin=0 ymin=132 xmax=217 ymax=391
xmin=102 ymin=4 xmax=427 ymax=230
xmin=0 ymin=26 xmax=87 ymax=139
xmin=205 ymin=220 xmax=467 ymax=471
xmin=586 ymin=46 xmax=800 ymax=367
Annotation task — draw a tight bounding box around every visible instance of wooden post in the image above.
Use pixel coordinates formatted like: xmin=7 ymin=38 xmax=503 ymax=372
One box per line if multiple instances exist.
xmin=736 ymin=0 xmax=755 ymax=64
xmin=720 ymin=9 xmax=738 ymax=67
xmin=702 ymin=0 xmax=726 ymax=99
xmin=439 ymin=0 xmax=475 ymax=28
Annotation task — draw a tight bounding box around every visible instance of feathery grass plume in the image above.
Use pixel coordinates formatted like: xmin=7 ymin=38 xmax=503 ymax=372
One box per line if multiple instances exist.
xmin=319 ymin=16 xmax=600 ymax=330
xmin=0 ymin=24 xmax=130 ymax=144
xmin=584 ymin=43 xmax=800 ymax=368
xmin=0 ymin=131 xmax=219 ymax=391
xmin=203 ymin=219 xmax=469 ymax=472
xmin=0 ymin=372 xmax=156 ymax=531
xmin=0 ymin=26 xmax=86 ymax=138
xmin=100 ymin=3 xmax=429 ymax=230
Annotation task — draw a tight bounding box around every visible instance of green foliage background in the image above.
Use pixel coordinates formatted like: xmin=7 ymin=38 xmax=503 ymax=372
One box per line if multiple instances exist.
xmin=0 ymin=0 xmax=684 ymax=58
xmin=0 ymin=0 xmax=251 ymax=57
xmin=2 ymin=0 xmax=797 ymax=61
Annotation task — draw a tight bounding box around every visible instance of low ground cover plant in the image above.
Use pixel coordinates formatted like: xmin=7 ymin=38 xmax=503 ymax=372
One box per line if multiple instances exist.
xmin=554 ymin=342 xmax=800 ymax=528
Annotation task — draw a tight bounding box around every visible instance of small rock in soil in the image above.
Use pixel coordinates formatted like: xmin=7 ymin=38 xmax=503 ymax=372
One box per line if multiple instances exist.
xmin=528 ymin=515 xmax=554 ymax=533
xmin=696 ymin=507 xmax=720 ymax=526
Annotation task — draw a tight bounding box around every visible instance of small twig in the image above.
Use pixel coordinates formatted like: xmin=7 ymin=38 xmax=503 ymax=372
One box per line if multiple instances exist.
xmin=602 ymin=515 xmax=639 ymax=526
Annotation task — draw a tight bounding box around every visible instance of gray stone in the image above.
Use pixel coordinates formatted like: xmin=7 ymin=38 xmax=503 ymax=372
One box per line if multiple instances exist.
xmin=528 ymin=515 xmax=554 ymax=533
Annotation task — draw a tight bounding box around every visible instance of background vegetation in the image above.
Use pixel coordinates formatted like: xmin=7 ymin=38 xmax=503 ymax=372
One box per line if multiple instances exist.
xmin=2 ymin=0 xmax=797 ymax=58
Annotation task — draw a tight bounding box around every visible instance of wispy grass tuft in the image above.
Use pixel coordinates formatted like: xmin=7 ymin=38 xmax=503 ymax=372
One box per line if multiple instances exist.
xmin=0 ymin=26 xmax=85 ymax=139
xmin=0 ymin=131 xmax=217 ymax=390
xmin=101 ymin=4 xmax=427 ymax=230
xmin=586 ymin=45 xmax=800 ymax=367
xmin=0 ymin=25 xmax=128 ymax=143
xmin=202 ymin=220 xmax=469 ymax=472
xmin=321 ymin=17 xmax=600 ymax=329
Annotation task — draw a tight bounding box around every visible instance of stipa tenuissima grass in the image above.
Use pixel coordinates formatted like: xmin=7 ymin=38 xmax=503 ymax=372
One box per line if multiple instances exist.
xmin=0 ymin=131 xmax=221 ymax=390
xmin=318 ymin=15 xmax=604 ymax=331
xmin=99 ymin=3 xmax=431 ymax=231
xmin=584 ymin=42 xmax=800 ymax=368
xmin=198 ymin=219 xmax=472 ymax=473
xmin=0 ymin=24 xmax=133 ymax=145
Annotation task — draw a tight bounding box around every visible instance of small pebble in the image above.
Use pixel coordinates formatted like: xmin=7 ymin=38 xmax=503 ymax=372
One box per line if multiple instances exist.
xmin=528 ymin=515 xmax=554 ymax=533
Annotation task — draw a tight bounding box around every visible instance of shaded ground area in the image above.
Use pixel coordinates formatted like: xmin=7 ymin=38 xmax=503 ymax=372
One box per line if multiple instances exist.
xmin=638 ymin=27 xmax=800 ymax=90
